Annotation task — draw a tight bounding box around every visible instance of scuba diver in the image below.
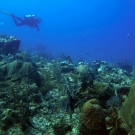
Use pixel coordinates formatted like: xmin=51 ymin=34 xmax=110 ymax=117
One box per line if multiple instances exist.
xmin=0 ymin=10 xmax=42 ymax=31
xmin=12 ymin=14 xmax=42 ymax=31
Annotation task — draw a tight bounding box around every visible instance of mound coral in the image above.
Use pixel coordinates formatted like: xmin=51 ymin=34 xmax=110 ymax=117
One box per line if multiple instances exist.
xmin=80 ymin=99 xmax=107 ymax=135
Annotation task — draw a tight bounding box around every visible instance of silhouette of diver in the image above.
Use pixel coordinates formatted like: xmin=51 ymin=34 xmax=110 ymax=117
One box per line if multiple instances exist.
xmin=11 ymin=14 xmax=42 ymax=31
xmin=0 ymin=10 xmax=42 ymax=31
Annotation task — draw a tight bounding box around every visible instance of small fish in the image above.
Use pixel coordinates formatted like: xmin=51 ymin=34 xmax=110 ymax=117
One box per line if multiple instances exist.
xmin=81 ymin=78 xmax=88 ymax=91
xmin=127 ymin=33 xmax=130 ymax=37
xmin=109 ymin=120 xmax=119 ymax=135
xmin=109 ymin=126 xmax=117 ymax=135
xmin=66 ymin=88 xmax=75 ymax=111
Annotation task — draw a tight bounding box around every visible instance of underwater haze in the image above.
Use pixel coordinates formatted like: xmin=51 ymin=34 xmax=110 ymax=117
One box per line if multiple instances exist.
xmin=1 ymin=0 xmax=135 ymax=64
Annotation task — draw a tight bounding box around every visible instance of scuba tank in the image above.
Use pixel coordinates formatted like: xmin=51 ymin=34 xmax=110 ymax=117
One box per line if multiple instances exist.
xmin=25 ymin=15 xmax=36 ymax=18
xmin=24 ymin=15 xmax=36 ymax=23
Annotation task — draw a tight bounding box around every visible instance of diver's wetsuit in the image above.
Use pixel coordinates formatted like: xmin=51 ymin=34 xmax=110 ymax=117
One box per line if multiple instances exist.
xmin=12 ymin=15 xmax=40 ymax=31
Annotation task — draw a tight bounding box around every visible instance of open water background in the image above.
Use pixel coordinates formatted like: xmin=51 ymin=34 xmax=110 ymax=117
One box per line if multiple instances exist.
xmin=1 ymin=0 xmax=135 ymax=64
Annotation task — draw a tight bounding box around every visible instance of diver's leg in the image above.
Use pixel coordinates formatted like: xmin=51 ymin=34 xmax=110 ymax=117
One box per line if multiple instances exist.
xmin=12 ymin=15 xmax=24 ymax=26
xmin=12 ymin=16 xmax=20 ymax=26
xmin=12 ymin=15 xmax=23 ymax=21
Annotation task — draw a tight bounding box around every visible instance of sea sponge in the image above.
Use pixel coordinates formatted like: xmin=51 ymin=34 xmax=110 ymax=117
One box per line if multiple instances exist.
xmin=119 ymin=83 xmax=135 ymax=135
xmin=80 ymin=99 xmax=107 ymax=135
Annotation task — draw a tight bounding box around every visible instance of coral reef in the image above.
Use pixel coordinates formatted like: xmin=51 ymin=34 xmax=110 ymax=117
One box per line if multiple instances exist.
xmin=0 ymin=35 xmax=135 ymax=134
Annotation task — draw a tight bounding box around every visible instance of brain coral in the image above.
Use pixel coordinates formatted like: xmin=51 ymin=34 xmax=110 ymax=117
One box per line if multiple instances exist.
xmin=80 ymin=99 xmax=107 ymax=135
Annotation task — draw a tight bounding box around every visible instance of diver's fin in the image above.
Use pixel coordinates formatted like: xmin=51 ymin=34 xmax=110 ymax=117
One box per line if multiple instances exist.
xmin=0 ymin=10 xmax=12 ymax=16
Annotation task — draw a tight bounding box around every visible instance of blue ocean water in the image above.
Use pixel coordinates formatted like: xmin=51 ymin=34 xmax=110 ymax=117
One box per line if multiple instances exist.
xmin=1 ymin=0 xmax=135 ymax=64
